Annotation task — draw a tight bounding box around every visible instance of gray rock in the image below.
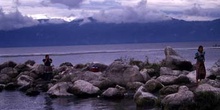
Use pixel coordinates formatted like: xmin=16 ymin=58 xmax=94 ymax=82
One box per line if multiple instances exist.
xmin=69 ymin=80 xmax=100 ymax=97
xmin=59 ymin=62 xmax=73 ymax=67
xmin=47 ymin=82 xmax=73 ymax=97
xmin=15 ymin=64 xmax=31 ymax=73
xmin=159 ymin=85 xmax=179 ymax=96
xmin=101 ymin=85 xmax=126 ymax=98
xmin=174 ymin=74 xmax=191 ymax=84
xmin=164 ymin=47 xmax=193 ymax=71
xmin=126 ymin=82 xmax=144 ymax=90
xmin=24 ymin=60 xmax=36 ymax=66
xmin=134 ymin=86 xmax=158 ymax=107
xmin=160 ymin=67 xmax=183 ymax=76
xmin=143 ymin=79 xmax=164 ymax=93
xmin=1 ymin=67 xmax=19 ymax=78
xmin=162 ymin=86 xmax=195 ymax=109
xmin=0 ymin=74 xmax=11 ymax=84
xmin=194 ymin=84 xmax=220 ymax=110
xmin=61 ymin=70 xmax=114 ymax=89
xmin=17 ymin=75 xmax=33 ymax=87
xmin=0 ymin=61 xmax=17 ymax=70
xmin=104 ymin=61 xmax=144 ymax=86
xmin=156 ymin=75 xmax=178 ymax=85
xmin=140 ymin=69 xmax=151 ymax=82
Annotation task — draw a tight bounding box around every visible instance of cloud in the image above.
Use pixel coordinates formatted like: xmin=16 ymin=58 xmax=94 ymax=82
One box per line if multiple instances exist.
xmin=49 ymin=0 xmax=85 ymax=8
xmin=92 ymin=0 xmax=171 ymax=23
xmin=0 ymin=8 xmax=38 ymax=30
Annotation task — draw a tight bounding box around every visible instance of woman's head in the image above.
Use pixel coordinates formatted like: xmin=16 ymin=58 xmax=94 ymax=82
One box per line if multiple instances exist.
xmin=198 ymin=45 xmax=203 ymax=52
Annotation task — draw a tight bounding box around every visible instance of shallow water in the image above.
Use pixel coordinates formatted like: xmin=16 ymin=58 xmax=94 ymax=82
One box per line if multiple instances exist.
xmin=0 ymin=91 xmax=138 ymax=110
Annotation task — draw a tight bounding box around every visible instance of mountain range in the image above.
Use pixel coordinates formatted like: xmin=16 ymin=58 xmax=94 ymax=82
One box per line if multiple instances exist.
xmin=0 ymin=18 xmax=220 ymax=47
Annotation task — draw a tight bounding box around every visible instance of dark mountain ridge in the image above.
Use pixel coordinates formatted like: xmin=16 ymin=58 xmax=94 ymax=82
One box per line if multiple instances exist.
xmin=0 ymin=18 xmax=220 ymax=47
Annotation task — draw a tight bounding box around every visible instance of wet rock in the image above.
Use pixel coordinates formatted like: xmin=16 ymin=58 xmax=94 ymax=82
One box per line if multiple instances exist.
xmin=69 ymin=80 xmax=100 ymax=97
xmin=31 ymin=64 xmax=46 ymax=75
xmin=101 ymin=85 xmax=126 ymax=99
xmin=161 ymin=86 xmax=195 ymax=109
xmin=17 ymin=75 xmax=33 ymax=86
xmin=47 ymin=82 xmax=73 ymax=97
xmin=0 ymin=84 xmax=5 ymax=92
xmin=143 ymin=79 xmax=164 ymax=93
xmin=134 ymin=86 xmax=158 ymax=107
xmin=194 ymin=84 xmax=220 ymax=110
xmin=159 ymin=85 xmax=179 ymax=96
xmin=1 ymin=67 xmax=19 ymax=78
xmin=59 ymin=62 xmax=73 ymax=67
xmin=104 ymin=61 xmax=144 ymax=86
xmin=5 ymin=82 xmax=18 ymax=91
xmin=26 ymin=88 xmax=40 ymax=96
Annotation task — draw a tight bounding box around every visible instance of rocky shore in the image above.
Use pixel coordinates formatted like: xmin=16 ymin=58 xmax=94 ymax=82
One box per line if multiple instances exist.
xmin=1 ymin=46 xmax=220 ymax=109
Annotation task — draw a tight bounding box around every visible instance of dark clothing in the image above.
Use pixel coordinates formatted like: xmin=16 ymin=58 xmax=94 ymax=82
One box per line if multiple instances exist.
xmin=42 ymin=58 xmax=53 ymax=81
xmin=196 ymin=61 xmax=206 ymax=80
xmin=43 ymin=58 xmax=52 ymax=66
xmin=195 ymin=51 xmax=206 ymax=80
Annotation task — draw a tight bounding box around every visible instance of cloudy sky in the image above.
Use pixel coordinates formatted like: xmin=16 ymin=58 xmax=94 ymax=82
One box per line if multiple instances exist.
xmin=0 ymin=0 xmax=220 ymax=30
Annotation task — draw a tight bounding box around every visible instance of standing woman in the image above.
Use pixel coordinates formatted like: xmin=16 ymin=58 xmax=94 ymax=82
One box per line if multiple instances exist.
xmin=195 ymin=45 xmax=206 ymax=83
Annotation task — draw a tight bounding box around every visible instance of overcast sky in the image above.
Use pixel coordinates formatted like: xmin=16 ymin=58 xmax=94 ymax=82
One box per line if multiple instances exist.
xmin=0 ymin=0 xmax=220 ymax=30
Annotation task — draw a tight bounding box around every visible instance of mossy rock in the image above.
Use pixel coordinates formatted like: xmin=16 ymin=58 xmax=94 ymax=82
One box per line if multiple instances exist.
xmin=195 ymin=91 xmax=220 ymax=110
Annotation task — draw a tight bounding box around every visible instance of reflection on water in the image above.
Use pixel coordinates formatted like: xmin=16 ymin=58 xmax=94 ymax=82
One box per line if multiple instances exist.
xmin=0 ymin=91 xmax=137 ymax=110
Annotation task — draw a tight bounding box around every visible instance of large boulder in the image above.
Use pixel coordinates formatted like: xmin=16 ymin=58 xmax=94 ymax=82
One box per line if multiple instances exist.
xmin=61 ymin=70 xmax=114 ymax=89
xmin=209 ymin=59 xmax=220 ymax=77
xmin=161 ymin=86 xmax=195 ymax=109
xmin=164 ymin=47 xmax=193 ymax=71
xmin=0 ymin=67 xmax=19 ymax=78
xmin=47 ymin=82 xmax=73 ymax=97
xmin=0 ymin=61 xmax=17 ymax=70
xmin=17 ymin=75 xmax=33 ymax=85
xmin=143 ymin=79 xmax=164 ymax=93
xmin=194 ymin=84 xmax=220 ymax=110
xmin=15 ymin=64 xmax=31 ymax=73
xmin=69 ymin=80 xmax=100 ymax=97
xmin=156 ymin=75 xmax=177 ymax=85
xmin=134 ymin=86 xmax=158 ymax=107
xmin=157 ymin=74 xmax=190 ymax=85
xmin=159 ymin=85 xmax=179 ymax=96
xmin=160 ymin=67 xmax=182 ymax=76
xmin=104 ymin=61 xmax=144 ymax=86
xmin=101 ymin=85 xmax=126 ymax=99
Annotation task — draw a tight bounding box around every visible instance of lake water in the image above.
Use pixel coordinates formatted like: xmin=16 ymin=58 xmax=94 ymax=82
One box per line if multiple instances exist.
xmin=0 ymin=42 xmax=220 ymax=110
